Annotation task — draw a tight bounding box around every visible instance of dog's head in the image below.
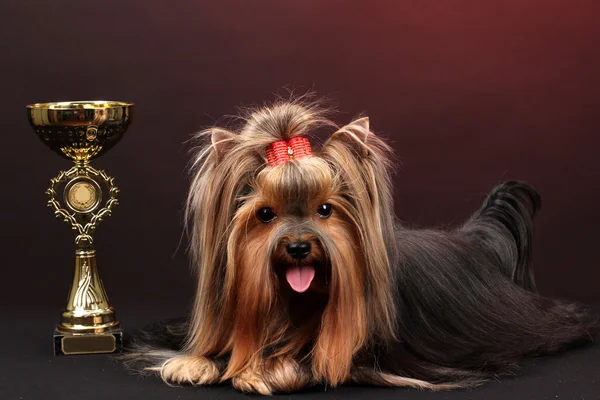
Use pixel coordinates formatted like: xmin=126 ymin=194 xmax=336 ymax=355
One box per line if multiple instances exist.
xmin=184 ymin=101 xmax=398 ymax=383
xmin=237 ymin=153 xmax=354 ymax=297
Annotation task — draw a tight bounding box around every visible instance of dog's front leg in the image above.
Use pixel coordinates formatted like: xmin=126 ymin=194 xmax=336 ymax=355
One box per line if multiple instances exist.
xmin=159 ymin=354 xmax=221 ymax=386
xmin=231 ymin=357 xmax=312 ymax=395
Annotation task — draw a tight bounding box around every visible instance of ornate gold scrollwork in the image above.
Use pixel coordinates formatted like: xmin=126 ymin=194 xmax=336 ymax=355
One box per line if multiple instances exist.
xmin=46 ymin=163 xmax=119 ymax=246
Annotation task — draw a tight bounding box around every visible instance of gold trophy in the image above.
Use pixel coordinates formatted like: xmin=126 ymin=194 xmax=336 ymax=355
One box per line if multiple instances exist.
xmin=27 ymin=101 xmax=133 ymax=355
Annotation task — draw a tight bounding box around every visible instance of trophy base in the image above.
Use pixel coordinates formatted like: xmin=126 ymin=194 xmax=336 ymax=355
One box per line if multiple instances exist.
xmin=53 ymin=328 xmax=123 ymax=356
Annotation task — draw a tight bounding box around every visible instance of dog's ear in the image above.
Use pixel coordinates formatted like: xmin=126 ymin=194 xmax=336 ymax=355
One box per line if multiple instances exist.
xmin=321 ymin=116 xmax=393 ymax=163
xmin=325 ymin=117 xmax=374 ymax=158
xmin=209 ymin=128 xmax=238 ymax=161
xmin=343 ymin=116 xmax=370 ymax=139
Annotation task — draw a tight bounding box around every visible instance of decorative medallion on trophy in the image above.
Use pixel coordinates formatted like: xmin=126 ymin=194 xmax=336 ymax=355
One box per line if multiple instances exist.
xmin=27 ymin=101 xmax=133 ymax=355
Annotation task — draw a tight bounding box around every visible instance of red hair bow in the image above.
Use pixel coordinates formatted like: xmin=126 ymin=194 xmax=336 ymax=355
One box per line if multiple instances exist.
xmin=265 ymin=137 xmax=312 ymax=167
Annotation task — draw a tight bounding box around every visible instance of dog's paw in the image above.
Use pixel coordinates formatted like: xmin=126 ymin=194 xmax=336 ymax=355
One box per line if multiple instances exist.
xmin=160 ymin=355 xmax=220 ymax=386
xmin=264 ymin=358 xmax=312 ymax=392
xmin=231 ymin=358 xmax=311 ymax=394
xmin=231 ymin=369 xmax=273 ymax=395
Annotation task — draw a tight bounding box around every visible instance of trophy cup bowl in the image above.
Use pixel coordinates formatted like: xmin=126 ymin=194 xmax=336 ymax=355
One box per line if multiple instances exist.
xmin=27 ymin=101 xmax=133 ymax=355
xmin=28 ymin=101 xmax=132 ymax=161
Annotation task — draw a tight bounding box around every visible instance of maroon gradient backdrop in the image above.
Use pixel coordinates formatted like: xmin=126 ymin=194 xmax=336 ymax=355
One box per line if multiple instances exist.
xmin=1 ymin=0 xmax=599 ymax=315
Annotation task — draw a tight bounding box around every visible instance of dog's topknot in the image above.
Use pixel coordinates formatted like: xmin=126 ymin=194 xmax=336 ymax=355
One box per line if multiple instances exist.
xmin=240 ymin=102 xmax=330 ymax=143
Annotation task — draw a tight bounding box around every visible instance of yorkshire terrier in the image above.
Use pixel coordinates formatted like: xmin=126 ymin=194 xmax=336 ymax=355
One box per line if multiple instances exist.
xmin=125 ymin=99 xmax=598 ymax=394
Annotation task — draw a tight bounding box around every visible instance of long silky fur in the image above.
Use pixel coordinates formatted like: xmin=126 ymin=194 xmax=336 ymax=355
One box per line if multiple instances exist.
xmin=123 ymin=98 xmax=598 ymax=393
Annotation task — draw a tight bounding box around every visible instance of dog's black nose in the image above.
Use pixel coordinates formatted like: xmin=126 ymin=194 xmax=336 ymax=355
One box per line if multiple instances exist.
xmin=286 ymin=241 xmax=311 ymax=259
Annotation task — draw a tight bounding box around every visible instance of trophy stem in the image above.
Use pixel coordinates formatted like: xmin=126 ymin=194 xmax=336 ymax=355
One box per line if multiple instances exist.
xmin=75 ymin=159 xmax=90 ymax=168
xmin=57 ymin=249 xmax=120 ymax=334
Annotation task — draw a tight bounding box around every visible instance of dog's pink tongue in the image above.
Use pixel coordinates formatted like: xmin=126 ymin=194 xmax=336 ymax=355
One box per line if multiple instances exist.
xmin=285 ymin=265 xmax=315 ymax=293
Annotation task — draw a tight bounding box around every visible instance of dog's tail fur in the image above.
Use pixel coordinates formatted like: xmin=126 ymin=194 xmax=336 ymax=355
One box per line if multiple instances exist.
xmin=463 ymin=181 xmax=540 ymax=291
xmin=381 ymin=181 xmax=598 ymax=385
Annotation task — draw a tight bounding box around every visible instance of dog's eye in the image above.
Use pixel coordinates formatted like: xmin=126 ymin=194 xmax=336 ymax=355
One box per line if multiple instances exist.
xmin=316 ymin=203 xmax=332 ymax=218
xmin=257 ymin=207 xmax=277 ymax=223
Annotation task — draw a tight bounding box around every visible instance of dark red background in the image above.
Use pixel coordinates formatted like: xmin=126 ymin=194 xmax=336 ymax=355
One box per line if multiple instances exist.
xmin=1 ymin=0 xmax=599 ymax=317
